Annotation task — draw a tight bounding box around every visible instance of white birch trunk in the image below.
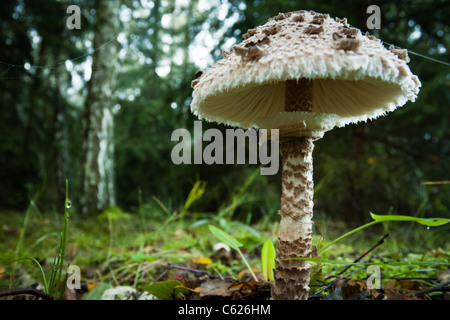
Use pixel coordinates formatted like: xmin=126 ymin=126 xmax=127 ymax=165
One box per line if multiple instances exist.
xmin=81 ymin=0 xmax=119 ymax=213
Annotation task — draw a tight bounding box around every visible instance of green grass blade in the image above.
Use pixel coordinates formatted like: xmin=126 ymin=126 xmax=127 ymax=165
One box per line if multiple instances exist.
xmin=151 ymin=196 xmax=171 ymax=216
xmin=237 ymin=249 xmax=258 ymax=281
xmin=208 ymin=225 xmax=257 ymax=281
xmin=318 ymin=220 xmax=379 ymax=254
xmin=208 ymin=225 xmax=242 ymax=250
xmin=14 ymin=257 xmax=49 ymax=294
xmin=183 ymin=180 xmax=206 ymax=214
xmin=25 ymin=232 xmax=59 ymax=251
xmin=318 ymin=212 xmax=450 ymax=255
xmin=52 ymin=180 xmax=71 ymax=299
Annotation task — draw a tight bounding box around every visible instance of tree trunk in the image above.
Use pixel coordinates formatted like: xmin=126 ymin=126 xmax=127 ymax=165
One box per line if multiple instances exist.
xmin=81 ymin=0 xmax=120 ymax=213
xmin=149 ymin=0 xmax=161 ymax=76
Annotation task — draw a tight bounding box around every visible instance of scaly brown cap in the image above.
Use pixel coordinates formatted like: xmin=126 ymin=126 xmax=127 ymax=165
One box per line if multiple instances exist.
xmin=190 ymin=10 xmax=421 ymax=132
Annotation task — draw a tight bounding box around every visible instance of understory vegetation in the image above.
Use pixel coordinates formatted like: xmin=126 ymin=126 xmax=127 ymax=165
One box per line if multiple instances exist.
xmin=1 ymin=179 xmax=448 ymax=300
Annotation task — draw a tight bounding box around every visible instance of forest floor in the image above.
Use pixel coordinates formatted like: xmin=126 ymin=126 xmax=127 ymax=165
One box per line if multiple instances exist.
xmin=0 ymin=204 xmax=449 ymax=301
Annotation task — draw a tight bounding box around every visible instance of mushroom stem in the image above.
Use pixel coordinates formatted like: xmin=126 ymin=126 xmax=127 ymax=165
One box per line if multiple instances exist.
xmin=272 ymin=138 xmax=314 ymax=300
xmin=271 ymin=79 xmax=315 ymax=300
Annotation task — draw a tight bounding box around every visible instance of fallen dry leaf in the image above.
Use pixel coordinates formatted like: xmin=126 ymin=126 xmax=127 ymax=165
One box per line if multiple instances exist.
xmin=199 ymin=279 xmax=240 ymax=298
xmin=191 ymin=257 xmax=212 ymax=265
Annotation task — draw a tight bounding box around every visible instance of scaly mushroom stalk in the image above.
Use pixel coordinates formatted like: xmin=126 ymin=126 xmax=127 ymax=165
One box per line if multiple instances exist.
xmin=271 ymin=79 xmax=316 ymax=300
xmin=272 ymin=138 xmax=314 ymax=300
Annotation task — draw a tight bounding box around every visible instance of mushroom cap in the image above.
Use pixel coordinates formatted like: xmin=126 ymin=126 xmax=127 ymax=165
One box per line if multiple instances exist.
xmin=190 ymin=10 xmax=421 ymax=131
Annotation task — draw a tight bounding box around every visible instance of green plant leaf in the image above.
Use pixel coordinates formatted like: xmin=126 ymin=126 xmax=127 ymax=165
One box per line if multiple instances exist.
xmin=98 ymin=206 xmax=132 ymax=221
xmin=208 ymin=225 xmax=242 ymax=250
xmin=141 ymin=280 xmax=189 ymax=300
xmin=208 ymin=225 xmax=258 ymax=281
xmin=183 ymin=180 xmax=206 ymax=213
xmin=81 ymin=282 xmax=112 ymax=300
xmin=370 ymin=212 xmax=450 ymax=227
xmin=293 ymin=257 xmax=450 ymax=267
xmin=17 ymin=257 xmax=49 ymax=294
xmin=319 ymin=212 xmax=450 ymax=254
xmin=261 ymin=240 xmax=275 ymax=282
xmin=131 ymin=251 xmax=157 ymax=262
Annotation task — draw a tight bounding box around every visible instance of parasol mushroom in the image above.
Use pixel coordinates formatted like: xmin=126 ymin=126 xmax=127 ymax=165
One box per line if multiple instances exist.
xmin=190 ymin=10 xmax=420 ymax=300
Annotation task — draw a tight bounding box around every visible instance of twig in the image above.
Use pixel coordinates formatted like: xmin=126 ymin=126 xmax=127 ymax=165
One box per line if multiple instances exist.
xmin=422 ymin=181 xmax=450 ymax=185
xmin=150 ymin=263 xmax=210 ymax=285
xmin=372 ymin=255 xmax=401 ymax=262
xmin=0 ymin=285 xmax=53 ymax=300
xmin=411 ymin=281 xmax=450 ymax=297
xmin=336 ymin=234 xmax=389 ymax=276
xmin=151 ymin=267 xmax=171 ymax=284
xmin=169 ymin=264 xmax=209 ymax=274
xmin=324 ymin=233 xmax=388 ymax=281
xmin=309 ymin=266 xmax=366 ymax=299
xmin=388 ymin=277 xmax=437 ymax=281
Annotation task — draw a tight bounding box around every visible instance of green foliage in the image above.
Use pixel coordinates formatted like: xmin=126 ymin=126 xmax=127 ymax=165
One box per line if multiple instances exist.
xmin=303 ymin=257 xmax=450 ymax=268
xmin=141 ymin=280 xmax=189 ymax=300
xmin=130 ymin=252 xmax=157 ymax=263
xmin=46 ymin=180 xmax=71 ymax=299
xmin=260 ymin=240 xmax=275 ymax=282
xmin=370 ymin=212 xmax=450 ymax=227
xmin=81 ymin=282 xmax=112 ymax=300
xmin=14 ymin=188 xmax=43 ymax=260
xmin=7 ymin=180 xmax=73 ymax=299
xmin=319 ymin=212 xmax=450 ymax=254
xmin=208 ymin=225 xmax=258 ymax=281
xmin=98 ymin=207 xmax=132 ymax=222
xmin=1 ymin=200 xmax=448 ymax=299
xmin=208 ymin=225 xmax=243 ymax=251
xmin=181 ymin=180 xmax=207 ymax=220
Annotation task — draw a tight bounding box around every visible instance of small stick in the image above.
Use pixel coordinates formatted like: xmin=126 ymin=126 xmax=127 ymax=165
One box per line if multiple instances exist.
xmin=0 ymin=285 xmax=53 ymax=300
xmin=169 ymin=264 xmax=209 ymax=274
xmin=309 ymin=266 xmax=366 ymax=299
xmin=324 ymin=233 xmax=389 ymax=282
xmin=387 ymin=277 xmax=437 ymax=281
xmin=151 ymin=267 xmax=171 ymax=284
xmin=336 ymin=233 xmax=389 ymax=276
xmin=150 ymin=263 xmax=210 ymax=285
xmin=411 ymin=281 xmax=450 ymax=297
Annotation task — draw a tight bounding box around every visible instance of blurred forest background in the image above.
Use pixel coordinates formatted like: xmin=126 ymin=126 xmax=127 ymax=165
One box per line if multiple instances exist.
xmin=0 ymin=0 xmax=449 ymax=230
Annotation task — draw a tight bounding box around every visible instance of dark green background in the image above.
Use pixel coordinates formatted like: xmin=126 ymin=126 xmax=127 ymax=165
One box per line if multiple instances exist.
xmin=0 ymin=0 xmax=448 ymax=228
